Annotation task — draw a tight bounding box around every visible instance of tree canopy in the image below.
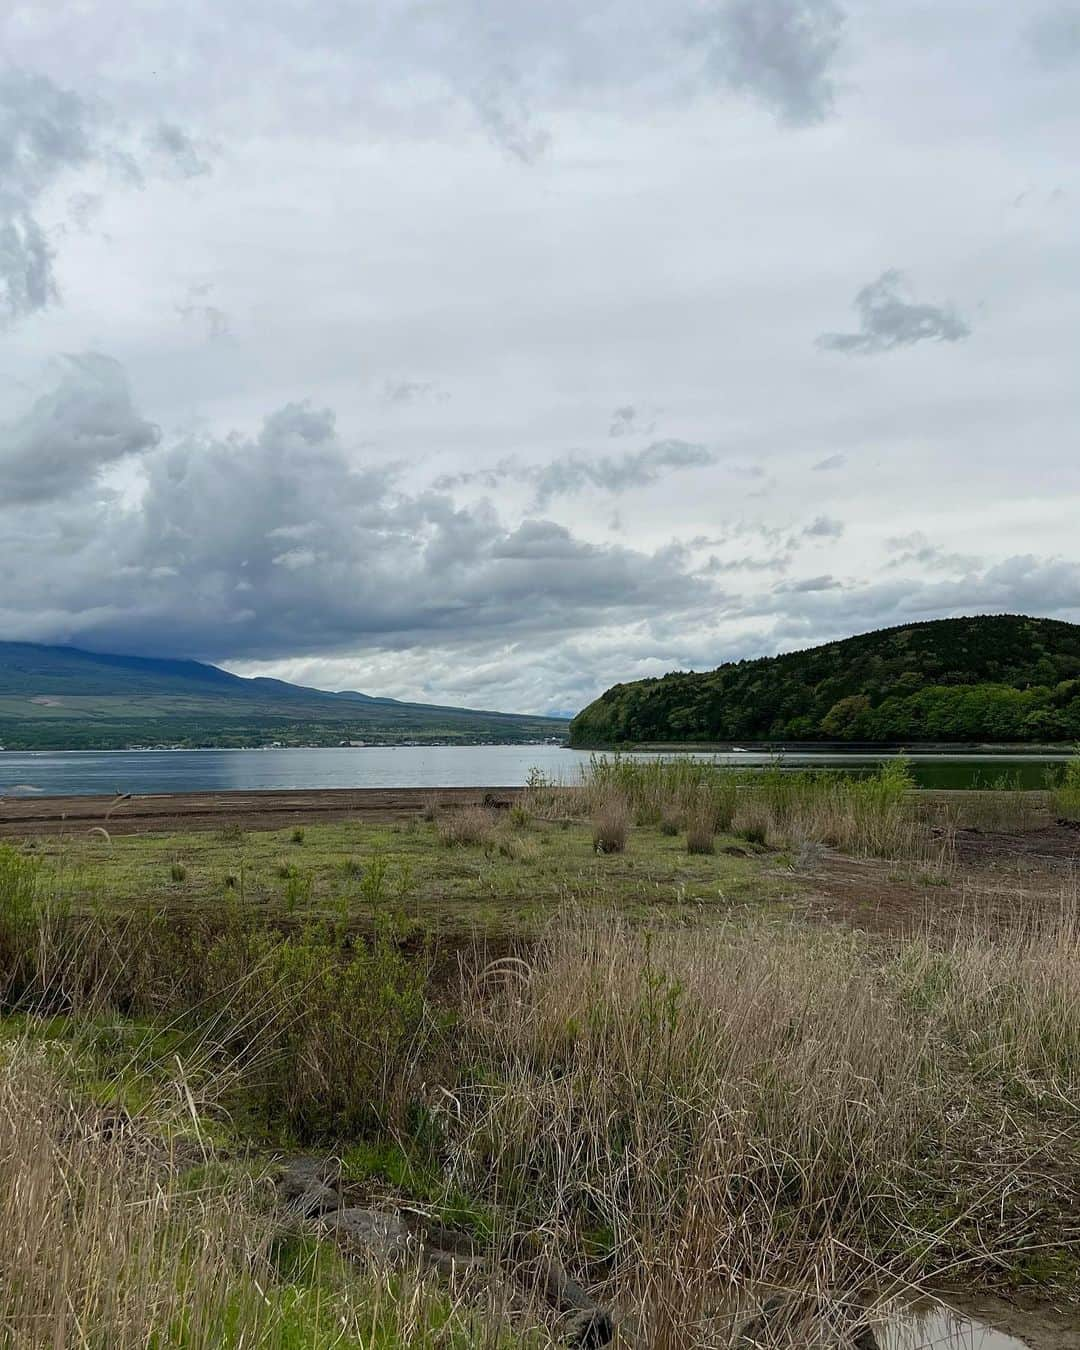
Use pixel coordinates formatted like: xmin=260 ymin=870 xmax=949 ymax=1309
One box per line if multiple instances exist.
xmin=569 ymin=615 xmax=1080 ymax=746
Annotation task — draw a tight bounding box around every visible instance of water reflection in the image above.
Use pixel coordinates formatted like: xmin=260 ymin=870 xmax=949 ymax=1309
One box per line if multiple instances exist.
xmin=880 ymin=1304 xmax=1030 ymax=1349
xmin=0 ymin=744 xmax=1074 ymax=798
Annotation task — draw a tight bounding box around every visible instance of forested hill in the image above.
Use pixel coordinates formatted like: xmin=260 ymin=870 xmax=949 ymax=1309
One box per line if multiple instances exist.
xmin=0 ymin=642 xmax=567 ymax=750
xmin=569 ymin=615 xmax=1080 ymax=746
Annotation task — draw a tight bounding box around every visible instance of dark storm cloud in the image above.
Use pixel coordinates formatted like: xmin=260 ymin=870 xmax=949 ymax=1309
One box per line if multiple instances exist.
xmin=0 ymin=354 xmax=160 ymax=504
xmin=437 ymin=440 xmax=718 ymax=507
xmin=817 ymin=271 xmax=971 ymax=354
xmin=691 ymin=0 xmax=846 ymax=125
xmin=0 ymin=362 xmax=708 ymax=661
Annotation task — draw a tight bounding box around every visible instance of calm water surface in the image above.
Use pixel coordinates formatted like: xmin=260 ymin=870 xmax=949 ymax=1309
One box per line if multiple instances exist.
xmin=0 ymin=745 xmax=1073 ymax=797
xmin=882 ymin=1305 xmax=1032 ymax=1348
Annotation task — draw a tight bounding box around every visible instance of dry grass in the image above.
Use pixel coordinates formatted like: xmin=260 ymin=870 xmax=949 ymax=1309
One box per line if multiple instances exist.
xmin=731 ymin=763 xmax=953 ymax=865
xmin=446 ymin=904 xmax=1080 ymax=1342
xmin=437 ymin=805 xmax=499 ymax=848
xmin=578 ymin=755 xmax=736 ymax=828
xmin=922 ymin=789 xmax=1050 ymax=834
xmin=0 ymin=1047 xmax=267 ymax=1348
xmin=0 ymin=1047 xmax=540 ymax=1348
xmin=591 ymin=793 xmax=630 ymax=854
xmin=898 ymin=893 xmax=1080 ymax=1096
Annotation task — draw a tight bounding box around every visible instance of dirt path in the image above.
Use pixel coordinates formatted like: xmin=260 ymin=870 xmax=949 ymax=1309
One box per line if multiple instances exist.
xmin=0 ymin=786 xmax=525 ymax=838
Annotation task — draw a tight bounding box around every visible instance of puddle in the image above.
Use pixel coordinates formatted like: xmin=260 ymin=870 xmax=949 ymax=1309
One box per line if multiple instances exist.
xmin=880 ymin=1304 xmax=1030 ymax=1349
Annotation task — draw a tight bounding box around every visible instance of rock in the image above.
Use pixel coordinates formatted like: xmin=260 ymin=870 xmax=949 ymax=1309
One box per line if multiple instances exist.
xmin=562 ymin=1308 xmax=616 ymax=1348
xmin=276 ymin=1155 xmax=343 ymax=1219
xmin=321 ymin=1207 xmax=412 ymax=1262
xmin=509 ymin=1233 xmax=615 ymax=1346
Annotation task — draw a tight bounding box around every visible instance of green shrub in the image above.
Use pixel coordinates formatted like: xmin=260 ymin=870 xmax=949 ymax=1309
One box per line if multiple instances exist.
xmin=217 ymin=920 xmax=434 ymax=1137
xmin=0 ymin=846 xmax=39 ymax=1002
xmin=1051 ymin=755 xmax=1080 ymax=821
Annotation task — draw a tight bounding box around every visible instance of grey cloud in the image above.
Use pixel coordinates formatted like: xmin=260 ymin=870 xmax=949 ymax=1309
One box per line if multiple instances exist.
xmin=1028 ymin=7 xmax=1080 ymax=68
xmin=802 ymin=515 xmax=844 ymax=538
xmin=701 ymin=554 xmax=792 ymax=575
xmin=817 ymin=270 xmax=971 ymax=355
xmin=691 ymin=0 xmax=845 ymax=125
xmin=0 ymin=69 xmax=207 ymax=325
xmin=608 ymin=405 xmax=656 ymax=438
xmin=0 ymin=363 xmax=708 ymax=661
xmin=472 ymin=70 xmax=551 ymax=164
xmin=177 ymin=282 xmax=230 ymax=339
xmin=811 ymin=453 xmax=845 ymax=471
xmin=147 ymin=121 xmax=211 ymax=177
xmin=776 ymin=573 xmax=840 ymax=592
xmin=66 ymin=191 xmax=103 ymax=230
xmin=530 ymin=440 xmax=718 ymax=507
xmin=383 ymin=379 xmax=449 ymax=405
xmin=436 ymin=439 xmax=718 ymax=507
xmin=884 ymin=532 xmax=982 ymax=574
xmin=0 ymin=69 xmax=93 ymax=322
xmin=0 ymin=353 xmax=160 ymax=504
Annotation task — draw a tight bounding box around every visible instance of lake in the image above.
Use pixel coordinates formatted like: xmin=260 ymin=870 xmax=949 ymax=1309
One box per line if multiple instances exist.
xmin=0 ymin=744 xmax=1073 ymax=797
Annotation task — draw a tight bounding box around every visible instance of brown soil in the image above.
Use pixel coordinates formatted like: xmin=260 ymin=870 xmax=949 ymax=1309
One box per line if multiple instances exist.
xmin=0 ymin=786 xmax=525 ymax=839
xmin=787 ymin=822 xmax=1079 ymax=937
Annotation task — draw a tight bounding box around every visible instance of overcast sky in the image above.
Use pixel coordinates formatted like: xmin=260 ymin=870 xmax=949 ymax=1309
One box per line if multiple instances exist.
xmin=1 ymin=1 xmax=1077 ymax=716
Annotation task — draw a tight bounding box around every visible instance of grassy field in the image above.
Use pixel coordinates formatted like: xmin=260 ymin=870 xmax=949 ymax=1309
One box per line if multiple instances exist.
xmin=1 ymin=762 xmax=1078 ymax=1346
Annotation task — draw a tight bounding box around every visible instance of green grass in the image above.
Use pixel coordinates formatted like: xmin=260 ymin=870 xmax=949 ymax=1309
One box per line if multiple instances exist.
xmin=21 ymin=814 xmax=778 ymax=938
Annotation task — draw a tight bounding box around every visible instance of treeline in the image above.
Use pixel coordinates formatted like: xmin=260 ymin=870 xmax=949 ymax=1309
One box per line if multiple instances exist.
xmin=570 ymin=615 xmax=1080 ymax=745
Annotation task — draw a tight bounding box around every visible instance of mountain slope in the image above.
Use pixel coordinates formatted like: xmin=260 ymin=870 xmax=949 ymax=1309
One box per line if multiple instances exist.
xmin=569 ymin=615 xmax=1080 ymax=746
xmin=0 ymin=642 xmax=567 ymax=749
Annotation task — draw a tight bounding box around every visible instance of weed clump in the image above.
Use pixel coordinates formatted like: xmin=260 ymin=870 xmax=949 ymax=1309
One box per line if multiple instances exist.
xmin=1051 ymin=755 xmax=1080 ymax=821
xmin=437 ymin=806 xmax=497 ymax=848
xmin=592 ymin=794 xmax=630 ymax=854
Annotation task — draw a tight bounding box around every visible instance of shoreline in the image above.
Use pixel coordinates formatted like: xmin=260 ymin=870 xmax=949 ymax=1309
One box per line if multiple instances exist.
xmin=0 ymin=785 xmax=527 ymax=838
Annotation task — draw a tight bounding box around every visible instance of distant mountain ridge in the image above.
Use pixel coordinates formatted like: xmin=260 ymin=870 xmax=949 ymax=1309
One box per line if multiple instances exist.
xmin=569 ymin=615 xmax=1080 ymax=746
xmin=0 ymin=641 xmax=567 ymax=750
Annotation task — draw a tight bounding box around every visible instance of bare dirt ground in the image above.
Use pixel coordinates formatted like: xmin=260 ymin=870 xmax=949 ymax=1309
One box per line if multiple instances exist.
xmin=0 ymin=786 xmax=525 ymax=839
xmin=792 ymin=822 xmax=1079 ymax=936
